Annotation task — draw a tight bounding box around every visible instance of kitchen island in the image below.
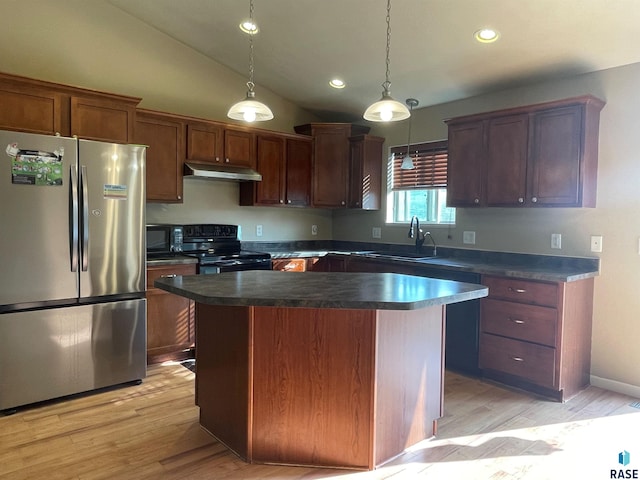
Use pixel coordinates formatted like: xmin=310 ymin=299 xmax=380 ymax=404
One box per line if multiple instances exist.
xmin=155 ymin=271 xmax=488 ymax=470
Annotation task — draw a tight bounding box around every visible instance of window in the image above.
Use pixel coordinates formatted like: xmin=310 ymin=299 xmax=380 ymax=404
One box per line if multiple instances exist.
xmin=386 ymin=140 xmax=455 ymax=224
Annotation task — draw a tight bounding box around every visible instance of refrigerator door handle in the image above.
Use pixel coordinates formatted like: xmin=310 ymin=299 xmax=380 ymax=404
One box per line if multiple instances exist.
xmin=80 ymin=165 xmax=89 ymax=272
xmin=70 ymin=164 xmax=79 ymax=272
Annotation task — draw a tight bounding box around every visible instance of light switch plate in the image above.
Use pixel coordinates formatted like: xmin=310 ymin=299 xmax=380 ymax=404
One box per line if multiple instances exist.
xmin=551 ymin=233 xmax=562 ymax=249
xmin=256 ymin=224 xmax=263 ymax=237
xmin=372 ymin=227 xmax=382 ymax=239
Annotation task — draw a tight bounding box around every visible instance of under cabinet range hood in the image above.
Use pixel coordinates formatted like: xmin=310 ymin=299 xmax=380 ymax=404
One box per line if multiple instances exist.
xmin=184 ymin=162 xmax=262 ymax=181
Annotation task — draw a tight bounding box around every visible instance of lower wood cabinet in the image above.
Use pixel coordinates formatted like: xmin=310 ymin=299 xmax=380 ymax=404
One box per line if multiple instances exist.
xmin=479 ymin=275 xmax=594 ymax=401
xmin=146 ymin=263 xmax=196 ymax=364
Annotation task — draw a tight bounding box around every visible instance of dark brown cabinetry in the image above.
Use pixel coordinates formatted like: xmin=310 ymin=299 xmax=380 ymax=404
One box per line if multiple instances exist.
xmin=187 ymin=121 xmax=256 ymax=169
xmin=309 ymin=254 xmax=347 ymax=272
xmin=349 ymin=134 xmax=384 ymax=209
xmin=294 ymin=123 xmax=376 ymax=209
xmin=135 ymin=109 xmax=185 ymax=203
xmin=479 ymin=275 xmax=594 ymax=401
xmin=239 ymin=134 xmax=312 ymax=207
xmin=0 ymin=72 xmax=140 ymax=143
xmin=446 ymin=96 xmax=605 ymax=208
xmin=146 ymin=263 xmax=196 ymax=364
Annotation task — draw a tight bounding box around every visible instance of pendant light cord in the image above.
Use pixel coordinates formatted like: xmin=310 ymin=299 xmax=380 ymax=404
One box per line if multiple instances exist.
xmin=383 ymin=0 xmax=392 ymax=91
xmin=247 ymin=0 xmax=255 ymax=92
xmin=405 ymin=105 xmax=413 ymax=154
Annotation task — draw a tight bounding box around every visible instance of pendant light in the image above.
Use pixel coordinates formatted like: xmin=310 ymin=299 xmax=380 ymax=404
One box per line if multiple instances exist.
xmin=227 ymin=0 xmax=273 ymax=122
xmin=363 ymin=0 xmax=410 ymax=122
xmin=400 ymin=98 xmax=419 ymax=169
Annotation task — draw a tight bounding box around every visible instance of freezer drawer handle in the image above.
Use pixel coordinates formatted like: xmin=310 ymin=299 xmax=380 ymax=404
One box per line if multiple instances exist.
xmin=509 ymin=317 xmax=525 ymax=324
xmin=80 ymin=165 xmax=89 ymax=271
xmin=160 ymin=274 xmax=177 ymax=278
xmin=510 ymin=356 xmax=525 ymax=362
xmin=70 ymin=165 xmax=79 ymax=272
xmin=508 ymin=287 xmax=527 ymax=293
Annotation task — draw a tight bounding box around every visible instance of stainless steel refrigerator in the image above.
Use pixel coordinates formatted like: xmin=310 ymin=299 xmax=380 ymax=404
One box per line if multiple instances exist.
xmin=0 ymin=130 xmax=147 ymax=411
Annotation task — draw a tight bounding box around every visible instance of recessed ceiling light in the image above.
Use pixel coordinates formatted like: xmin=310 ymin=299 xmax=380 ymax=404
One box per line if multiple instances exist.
xmin=329 ymin=79 xmax=346 ymax=89
xmin=239 ymin=20 xmax=258 ymax=35
xmin=474 ymin=28 xmax=500 ymax=43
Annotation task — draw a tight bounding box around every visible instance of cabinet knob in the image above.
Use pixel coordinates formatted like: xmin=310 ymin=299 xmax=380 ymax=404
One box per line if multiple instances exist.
xmin=216 ymin=157 xmax=220 ymax=162
xmin=287 ymin=200 xmax=292 ymax=204
xmin=160 ymin=274 xmax=177 ymax=278
xmin=279 ymin=199 xmax=284 ymax=204
xmin=474 ymin=198 xmax=480 ymax=204
xmin=531 ymin=196 xmax=538 ymax=203
xmin=508 ymin=287 xmax=527 ymax=293
xmin=178 ymin=195 xmax=182 ymax=200
xmin=511 ymin=356 xmax=525 ymax=362
xmin=509 ymin=318 xmax=525 ymax=324
xmin=341 ymin=201 xmax=346 ymax=206
xmin=225 ymin=158 xmax=230 ymax=163
xmin=518 ymin=197 xmax=524 ymax=203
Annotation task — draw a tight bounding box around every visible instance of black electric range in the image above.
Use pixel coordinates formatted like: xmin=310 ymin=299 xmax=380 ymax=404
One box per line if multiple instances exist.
xmin=180 ymin=224 xmax=271 ymax=274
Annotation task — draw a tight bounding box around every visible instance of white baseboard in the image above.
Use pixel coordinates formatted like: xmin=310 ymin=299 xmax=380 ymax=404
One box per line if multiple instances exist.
xmin=590 ymin=375 xmax=640 ymax=399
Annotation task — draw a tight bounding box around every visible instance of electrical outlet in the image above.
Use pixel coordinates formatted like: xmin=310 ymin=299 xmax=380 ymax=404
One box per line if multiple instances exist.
xmin=311 ymin=224 xmax=318 ymax=236
xmin=590 ymin=235 xmax=603 ymax=253
xmin=256 ymin=224 xmax=263 ymax=237
xmin=551 ymin=233 xmax=562 ymax=249
xmin=372 ymin=227 xmax=382 ymax=239
xmin=463 ymin=231 xmax=476 ymax=245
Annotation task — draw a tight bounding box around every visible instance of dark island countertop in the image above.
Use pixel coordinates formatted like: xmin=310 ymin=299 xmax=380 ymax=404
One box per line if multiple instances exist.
xmin=154 ymin=271 xmax=488 ymax=310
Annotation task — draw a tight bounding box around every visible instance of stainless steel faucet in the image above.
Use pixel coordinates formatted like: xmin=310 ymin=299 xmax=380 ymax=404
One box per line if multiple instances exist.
xmin=408 ymin=216 xmax=437 ymax=256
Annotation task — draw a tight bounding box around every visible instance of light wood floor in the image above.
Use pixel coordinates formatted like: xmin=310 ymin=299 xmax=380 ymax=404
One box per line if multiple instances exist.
xmin=1 ymin=363 xmax=639 ymax=480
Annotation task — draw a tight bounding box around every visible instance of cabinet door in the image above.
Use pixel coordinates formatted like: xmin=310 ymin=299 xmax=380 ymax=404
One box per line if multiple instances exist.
xmin=348 ymin=135 xmax=383 ymax=210
xmin=0 ymin=82 xmax=64 ymax=135
xmin=187 ymin=121 xmax=224 ymax=163
xmin=146 ymin=264 xmax=196 ymax=362
xmin=285 ymin=137 xmax=312 ymax=206
xmin=447 ymin=120 xmax=485 ymax=207
xmin=528 ymin=105 xmax=583 ymax=206
xmin=135 ymin=111 xmax=185 ymax=203
xmin=70 ymin=96 xmax=135 ymax=144
xmin=312 ymin=125 xmax=350 ymax=207
xmin=486 ymin=114 xmax=529 ymax=206
xmin=255 ymin=134 xmax=286 ymax=205
xmin=224 ymin=127 xmax=256 ymax=169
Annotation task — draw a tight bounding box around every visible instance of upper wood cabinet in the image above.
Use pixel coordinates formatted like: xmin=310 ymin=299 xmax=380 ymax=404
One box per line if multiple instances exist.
xmin=239 ymin=133 xmax=311 ymax=207
xmin=294 ymin=123 xmax=378 ymax=209
xmin=135 ymin=109 xmax=185 ymax=203
xmin=446 ymin=95 xmax=605 ymax=208
xmin=349 ymin=134 xmax=384 ymax=210
xmin=0 ymin=72 xmax=140 ymax=143
xmin=186 ymin=121 xmax=256 ymax=169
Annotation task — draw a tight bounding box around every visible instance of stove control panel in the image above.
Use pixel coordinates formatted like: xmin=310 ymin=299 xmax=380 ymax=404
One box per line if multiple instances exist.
xmin=182 ymin=224 xmax=238 ymax=241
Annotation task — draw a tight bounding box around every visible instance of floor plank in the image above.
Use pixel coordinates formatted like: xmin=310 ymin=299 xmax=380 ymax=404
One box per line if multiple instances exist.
xmin=1 ymin=363 xmax=639 ymax=479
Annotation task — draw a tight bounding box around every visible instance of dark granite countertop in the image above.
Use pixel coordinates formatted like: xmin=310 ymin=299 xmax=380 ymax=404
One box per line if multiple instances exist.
xmin=154 ymin=271 xmax=488 ymax=310
xmin=258 ymin=243 xmax=599 ymax=283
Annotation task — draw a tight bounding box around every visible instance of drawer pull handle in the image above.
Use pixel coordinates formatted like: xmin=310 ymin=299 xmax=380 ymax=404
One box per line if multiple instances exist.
xmin=160 ymin=274 xmax=177 ymax=278
xmin=509 ymin=318 xmax=525 ymax=324
xmin=511 ymin=356 xmax=525 ymax=362
xmin=509 ymin=287 xmax=526 ymax=293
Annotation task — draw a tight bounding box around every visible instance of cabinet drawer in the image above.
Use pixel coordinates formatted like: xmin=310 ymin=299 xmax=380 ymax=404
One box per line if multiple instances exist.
xmin=481 ymin=298 xmax=557 ymax=347
xmin=147 ymin=264 xmax=196 ymax=292
xmin=272 ymin=258 xmax=307 ymax=272
xmin=479 ymin=333 xmax=555 ymax=387
xmin=483 ymin=275 xmax=557 ymax=307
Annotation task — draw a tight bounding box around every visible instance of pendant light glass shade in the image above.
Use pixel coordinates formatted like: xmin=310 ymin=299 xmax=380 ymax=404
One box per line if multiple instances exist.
xmin=363 ymin=0 xmax=409 ymax=123
xmin=227 ymin=84 xmax=273 ymax=122
xmin=227 ymin=0 xmax=273 ymax=123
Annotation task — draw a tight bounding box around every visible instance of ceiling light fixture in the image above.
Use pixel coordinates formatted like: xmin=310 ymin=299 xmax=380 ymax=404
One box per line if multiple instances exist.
xmin=363 ymin=0 xmax=410 ymax=122
xmin=239 ymin=19 xmax=258 ymax=35
xmin=329 ymin=79 xmax=346 ymax=89
xmin=400 ymin=98 xmax=419 ymax=170
xmin=227 ymin=0 xmax=273 ymax=123
xmin=474 ymin=28 xmax=500 ymax=43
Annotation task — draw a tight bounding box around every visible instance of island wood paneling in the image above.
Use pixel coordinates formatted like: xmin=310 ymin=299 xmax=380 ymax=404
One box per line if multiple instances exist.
xmin=251 ymin=307 xmax=375 ymax=469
